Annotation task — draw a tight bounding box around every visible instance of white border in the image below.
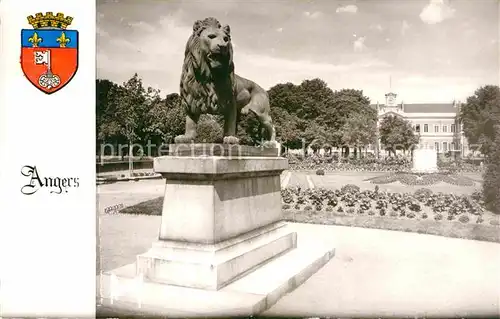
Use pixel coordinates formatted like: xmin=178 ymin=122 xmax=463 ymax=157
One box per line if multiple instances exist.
xmin=0 ymin=0 xmax=96 ymax=316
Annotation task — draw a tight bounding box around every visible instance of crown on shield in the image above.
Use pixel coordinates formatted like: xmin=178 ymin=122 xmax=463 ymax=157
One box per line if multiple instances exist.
xmin=27 ymin=12 xmax=73 ymax=29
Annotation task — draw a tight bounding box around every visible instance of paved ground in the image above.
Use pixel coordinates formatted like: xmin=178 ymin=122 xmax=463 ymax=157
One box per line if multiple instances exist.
xmin=98 ymin=214 xmax=500 ymax=317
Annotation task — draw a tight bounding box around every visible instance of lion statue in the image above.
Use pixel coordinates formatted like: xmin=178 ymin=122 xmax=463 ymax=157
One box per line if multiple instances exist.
xmin=174 ymin=17 xmax=276 ymax=146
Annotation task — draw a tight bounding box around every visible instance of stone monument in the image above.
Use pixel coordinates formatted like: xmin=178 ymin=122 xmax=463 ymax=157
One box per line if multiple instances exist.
xmin=98 ymin=17 xmax=335 ymax=316
xmin=412 ymin=147 xmax=438 ymax=173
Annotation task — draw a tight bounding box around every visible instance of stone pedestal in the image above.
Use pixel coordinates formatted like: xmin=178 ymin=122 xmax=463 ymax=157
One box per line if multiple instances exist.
xmin=137 ymin=151 xmax=295 ymax=289
xmin=98 ymin=144 xmax=335 ymax=316
xmin=412 ymin=148 xmax=438 ymax=173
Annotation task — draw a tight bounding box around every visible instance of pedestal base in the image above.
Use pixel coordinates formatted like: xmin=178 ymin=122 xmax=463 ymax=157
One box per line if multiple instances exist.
xmin=412 ymin=148 xmax=438 ymax=173
xmin=136 ymin=222 xmax=296 ymax=290
xmin=97 ymin=222 xmax=336 ymax=317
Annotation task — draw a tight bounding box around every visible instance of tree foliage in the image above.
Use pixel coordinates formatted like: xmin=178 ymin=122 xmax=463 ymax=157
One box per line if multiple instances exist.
xmin=483 ymin=122 xmax=500 ymax=214
xmin=267 ymin=79 xmax=375 ymax=151
xmin=341 ymin=112 xmax=377 ymax=149
xmin=459 ymin=85 xmax=500 ymax=157
xmin=379 ymin=115 xmax=419 ymax=155
xmin=96 ymin=74 xmax=378 ymax=155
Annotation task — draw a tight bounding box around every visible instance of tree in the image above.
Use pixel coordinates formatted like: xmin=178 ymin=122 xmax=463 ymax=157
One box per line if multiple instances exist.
xmin=105 ymin=73 xmax=151 ymax=175
xmin=267 ymin=79 xmax=375 ymax=152
xmin=341 ymin=112 xmax=377 ymax=158
xmin=483 ymin=120 xmax=500 ymax=214
xmin=303 ymin=123 xmax=328 ymax=154
xmin=460 ymin=85 xmax=500 ymax=157
xmin=379 ymin=115 xmax=419 ymax=156
xmin=270 ymin=107 xmax=303 ymax=149
xmin=321 ymin=89 xmax=375 ymax=154
xmin=143 ymin=93 xmax=185 ymax=151
xmin=96 ymin=79 xmax=121 ymax=157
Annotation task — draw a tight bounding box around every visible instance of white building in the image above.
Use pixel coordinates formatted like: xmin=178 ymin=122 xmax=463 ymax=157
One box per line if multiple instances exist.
xmin=373 ymin=91 xmax=469 ymax=155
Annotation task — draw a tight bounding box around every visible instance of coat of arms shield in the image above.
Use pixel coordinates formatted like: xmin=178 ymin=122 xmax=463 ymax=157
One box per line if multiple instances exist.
xmin=21 ymin=12 xmax=78 ymax=94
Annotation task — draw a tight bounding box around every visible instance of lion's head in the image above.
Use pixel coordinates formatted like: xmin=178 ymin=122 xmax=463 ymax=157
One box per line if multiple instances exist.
xmin=179 ymin=17 xmax=235 ymax=115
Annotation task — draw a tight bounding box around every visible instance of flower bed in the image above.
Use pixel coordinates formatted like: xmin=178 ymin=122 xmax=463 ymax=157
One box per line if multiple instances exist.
xmin=281 ymin=186 xmax=497 ymax=226
xmin=287 ymin=154 xmax=484 ymax=173
xmin=364 ymin=172 xmax=476 ymax=187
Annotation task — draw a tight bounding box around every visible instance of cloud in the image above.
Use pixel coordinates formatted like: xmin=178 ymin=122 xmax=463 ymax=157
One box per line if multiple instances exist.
xmin=401 ymin=20 xmax=410 ymax=35
xmin=420 ymin=0 xmax=455 ymax=24
xmin=129 ymin=21 xmax=156 ymax=33
xmin=336 ymin=5 xmax=358 ymax=14
xmin=370 ymin=24 xmax=384 ymax=32
xmin=97 ymin=26 xmax=109 ymax=37
xmin=303 ymin=11 xmax=322 ymax=19
xmin=353 ymin=36 xmax=366 ymax=52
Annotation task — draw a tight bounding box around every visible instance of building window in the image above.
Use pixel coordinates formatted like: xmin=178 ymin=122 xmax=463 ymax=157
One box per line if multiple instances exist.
xmin=414 ymin=124 xmax=420 ymax=132
xmin=424 ymin=124 xmax=428 ymax=132
xmin=443 ymin=142 xmax=448 ymax=152
xmin=451 ymin=124 xmax=456 ymax=133
xmin=443 ymin=125 xmax=447 ymax=133
xmin=435 ymin=142 xmax=439 ymax=151
xmin=434 ymin=125 xmax=439 ymax=133
xmin=451 ymin=142 xmax=455 ymax=150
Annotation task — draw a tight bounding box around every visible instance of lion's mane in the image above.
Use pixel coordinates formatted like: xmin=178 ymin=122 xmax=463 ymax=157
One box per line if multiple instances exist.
xmin=179 ymin=17 xmax=236 ymax=117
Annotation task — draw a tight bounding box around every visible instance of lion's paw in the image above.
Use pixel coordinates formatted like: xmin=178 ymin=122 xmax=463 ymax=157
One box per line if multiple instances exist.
xmin=222 ymin=136 xmax=240 ymax=144
xmin=240 ymin=106 xmax=250 ymax=115
xmin=262 ymin=141 xmax=278 ymax=148
xmin=174 ymin=135 xmax=195 ymax=144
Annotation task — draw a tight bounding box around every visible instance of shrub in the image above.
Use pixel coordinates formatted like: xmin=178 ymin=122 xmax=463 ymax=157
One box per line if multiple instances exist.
xmin=434 ymin=214 xmax=443 ymax=221
xmin=407 ymin=212 xmax=416 ymax=219
xmin=414 ymin=188 xmax=433 ymax=197
xmin=347 ymin=207 xmax=355 ymax=214
xmin=282 ymin=204 xmax=290 ymax=210
xmin=341 ymin=184 xmax=360 ymax=193
xmin=409 ymin=202 xmax=422 ymax=212
xmin=337 ymin=206 xmax=344 ymax=213
xmin=325 ymin=206 xmax=333 ymax=212
xmin=316 ymin=169 xmax=325 ymax=176
xmin=483 ymin=133 xmax=500 ymax=214
xmin=458 ymin=215 xmax=470 ymax=223
xmin=421 ymin=213 xmax=428 ymax=219
xmin=304 ymin=205 xmax=312 ymax=211
xmin=368 ymin=210 xmax=376 ymax=216
xmin=476 ymin=216 xmax=484 ymax=224
xmin=490 ymin=219 xmax=500 ymax=226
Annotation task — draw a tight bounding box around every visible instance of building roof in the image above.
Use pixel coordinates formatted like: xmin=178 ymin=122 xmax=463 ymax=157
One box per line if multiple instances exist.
xmin=370 ymin=103 xmax=458 ymax=113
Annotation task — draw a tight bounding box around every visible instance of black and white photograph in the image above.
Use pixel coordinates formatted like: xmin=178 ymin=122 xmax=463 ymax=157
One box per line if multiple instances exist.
xmin=95 ymin=0 xmax=500 ymax=317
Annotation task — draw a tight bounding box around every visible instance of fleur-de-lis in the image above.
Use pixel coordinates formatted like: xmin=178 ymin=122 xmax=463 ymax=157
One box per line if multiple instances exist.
xmin=28 ymin=32 xmax=42 ymax=47
xmin=56 ymin=32 xmax=70 ymax=48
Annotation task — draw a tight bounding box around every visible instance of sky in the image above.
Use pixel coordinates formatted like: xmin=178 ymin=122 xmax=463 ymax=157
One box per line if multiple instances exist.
xmin=97 ymin=0 xmax=499 ymax=104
